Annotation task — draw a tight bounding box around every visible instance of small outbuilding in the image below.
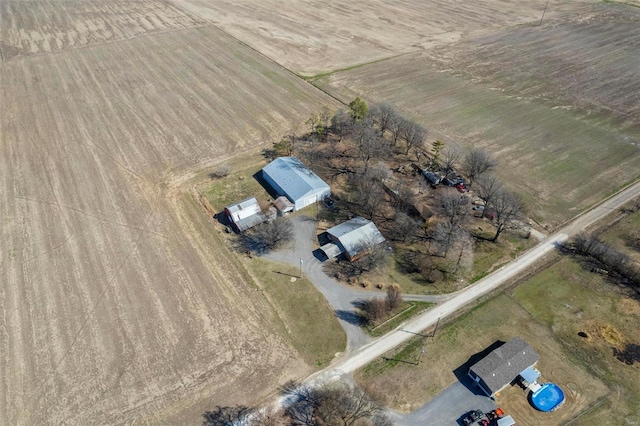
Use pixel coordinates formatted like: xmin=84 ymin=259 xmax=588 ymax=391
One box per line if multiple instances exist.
xmin=273 ymin=196 xmax=294 ymax=216
xmin=468 ymin=337 xmax=540 ymax=398
xmin=224 ymin=197 xmax=266 ymax=232
xmin=322 ymin=217 xmax=385 ymax=261
xmin=262 ymin=157 xmax=330 ymax=211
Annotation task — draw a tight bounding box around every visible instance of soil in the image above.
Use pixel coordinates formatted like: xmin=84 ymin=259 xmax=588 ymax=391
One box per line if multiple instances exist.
xmin=0 ymin=14 xmax=334 ymax=425
xmin=171 ymin=0 xmax=593 ymax=75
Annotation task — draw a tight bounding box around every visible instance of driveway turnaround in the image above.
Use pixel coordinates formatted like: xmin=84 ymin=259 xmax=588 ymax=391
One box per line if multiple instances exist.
xmin=264 ymin=215 xmax=452 ymax=351
xmin=390 ymin=380 xmax=496 ymax=426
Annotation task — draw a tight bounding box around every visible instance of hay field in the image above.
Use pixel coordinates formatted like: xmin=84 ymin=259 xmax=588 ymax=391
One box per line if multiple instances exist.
xmin=0 ymin=17 xmax=338 ymax=426
xmin=0 ymin=0 xmax=206 ymax=59
xmin=313 ymin=6 xmax=640 ymax=227
xmin=171 ymin=0 xmax=593 ymax=75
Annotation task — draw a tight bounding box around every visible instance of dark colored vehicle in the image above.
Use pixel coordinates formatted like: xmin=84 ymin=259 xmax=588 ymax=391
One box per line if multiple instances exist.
xmin=444 ymin=176 xmax=465 ymax=187
xmin=462 ymin=410 xmax=485 ymax=426
xmin=323 ymin=198 xmax=335 ymax=208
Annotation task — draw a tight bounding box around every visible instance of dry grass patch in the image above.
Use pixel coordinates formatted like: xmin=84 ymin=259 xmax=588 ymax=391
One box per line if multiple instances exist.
xmin=356 ymin=294 xmax=608 ymax=421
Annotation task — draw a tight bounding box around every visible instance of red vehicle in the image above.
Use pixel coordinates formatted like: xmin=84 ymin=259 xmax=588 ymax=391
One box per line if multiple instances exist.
xmin=455 ymin=183 xmax=467 ymax=193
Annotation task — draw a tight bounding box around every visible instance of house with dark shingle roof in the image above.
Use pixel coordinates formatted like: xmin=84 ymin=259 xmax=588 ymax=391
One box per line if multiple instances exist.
xmin=468 ymin=337 xmax=539 ymax=397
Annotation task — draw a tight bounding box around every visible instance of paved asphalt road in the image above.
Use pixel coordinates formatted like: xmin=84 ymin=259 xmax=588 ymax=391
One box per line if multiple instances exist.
xmin=303 ymin=179 xmax=640 ymax=383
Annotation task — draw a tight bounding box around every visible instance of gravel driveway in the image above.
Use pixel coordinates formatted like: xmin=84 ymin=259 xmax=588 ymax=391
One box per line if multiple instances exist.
xmin=264 ymin=215 xmax=453 ymax=351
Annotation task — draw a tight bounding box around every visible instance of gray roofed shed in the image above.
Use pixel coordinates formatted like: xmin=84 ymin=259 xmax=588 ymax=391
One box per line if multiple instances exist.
xmin=262 ymin=157 xmax=330 ymax=211
xmin=468 ymin=337 xmax=539 ymax=397
xmin=326 ymin=217 xmax=385 ymax=260
xmin=224 ymin=197 xmax=266 ymax=232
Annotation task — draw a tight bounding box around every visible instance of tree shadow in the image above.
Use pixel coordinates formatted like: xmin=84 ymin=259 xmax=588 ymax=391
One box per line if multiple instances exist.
xmin=555 ymin=241 xmax=640 ymax=298
xmin=453 ymin=340 xmax=505 ymax=396
xmin=334 ymin=309 xmax=365 ymax=326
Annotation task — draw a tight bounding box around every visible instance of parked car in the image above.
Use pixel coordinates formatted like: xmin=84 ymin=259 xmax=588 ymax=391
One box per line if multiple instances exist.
xmin=472 ymin=205 xmax=485 ymax=211
xmin=462 ymin=410 xmax=485 ymax=426
xmin=455 ymin=183 xmax=467 ymax=193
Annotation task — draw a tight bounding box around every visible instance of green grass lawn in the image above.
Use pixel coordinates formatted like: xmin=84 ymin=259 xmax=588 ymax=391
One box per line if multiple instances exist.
xmin=512 ymin=257 xmax=640 ymax=423
xmin=356 ymin=292 xmax=609 ymax=421
xmin=244 ymin=257 xmax=346 ymax=367
xmin=201 ymin=162 xmax=268 ymax=211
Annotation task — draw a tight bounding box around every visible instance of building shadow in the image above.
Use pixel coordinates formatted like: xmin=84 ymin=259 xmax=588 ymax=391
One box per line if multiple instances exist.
xmin=313 ymin=248 xmax=328 ymax=262
xmin=453 ymin=340 xmax=506 ymax=396
xmin=253 ymin=171 xmax=280 ymax=199
xmin=317 ymin=231 xmax=331 ymax=246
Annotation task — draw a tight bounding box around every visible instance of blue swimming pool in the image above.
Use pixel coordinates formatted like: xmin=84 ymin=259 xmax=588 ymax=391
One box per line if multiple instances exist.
xmin=530 ymin=383 xmax=565 ymax=412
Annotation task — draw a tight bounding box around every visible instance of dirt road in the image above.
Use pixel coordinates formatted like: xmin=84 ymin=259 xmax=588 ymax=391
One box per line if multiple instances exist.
xmin=305 ymin=179 xmax=640 ymax=383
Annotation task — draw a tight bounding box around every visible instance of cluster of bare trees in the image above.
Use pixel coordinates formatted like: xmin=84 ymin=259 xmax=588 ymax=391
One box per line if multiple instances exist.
xmin=281 ymin=382 xmax=391 ymax=426
xmin=240 ymin=217 xmax=294 ymax=254
xmin=203 ymin=383 xmax=391 ymax=426
xmin=359 ymin=284 xmax=403 ymax=325
xmin=572 ymin=233 xmax=640 ymax=291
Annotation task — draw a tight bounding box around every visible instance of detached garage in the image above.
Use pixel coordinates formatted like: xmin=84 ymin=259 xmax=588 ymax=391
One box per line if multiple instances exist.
xmin=262 ymin=157 xmax=330 ymax=211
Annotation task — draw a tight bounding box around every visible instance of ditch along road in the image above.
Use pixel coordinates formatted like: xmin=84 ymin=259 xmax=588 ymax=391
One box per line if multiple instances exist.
xmin=304 ymin=179 xmax=640 ymax=384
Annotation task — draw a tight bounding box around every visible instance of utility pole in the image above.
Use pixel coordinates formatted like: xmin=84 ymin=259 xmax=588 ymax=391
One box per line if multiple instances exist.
xmin=432 ymin=317 xmax=440 ymax=339
xmin=299 ymin=258 xmax=303 ymax=278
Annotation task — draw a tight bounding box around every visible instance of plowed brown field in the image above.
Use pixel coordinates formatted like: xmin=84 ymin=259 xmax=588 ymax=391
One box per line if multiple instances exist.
xmin=313 ymin=4 xmax=640 ymax=227
xmin=0 ymin=19 xmax=337 ymax=425
xmin=0 ymin=0 xmax=205 ymax=59
xmin=172 ymin=0 xmax=594 ymax=75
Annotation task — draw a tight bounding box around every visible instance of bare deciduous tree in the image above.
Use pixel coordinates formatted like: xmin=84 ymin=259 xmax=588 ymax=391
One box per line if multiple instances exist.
xmin=442 ymin=144 xmax=462 ymax=176
xmin=393 ymin=212 xmax=419 ymax=242
xmin=462 ymin=148 xmax=497 ymax=186
xmin=331 ymin=108 xmax=353 ymax=142
xmin=476 ymin=174 xmax=503 ymax=218
xmin=439 ymin=189 xmax=469 ymax=228
xmin=490 ymin=189 xmax=524 ymax=242
xmin=203 ymin=405 xmax=253 ymax=426
xmin=388 ymin=115 xmax=409 ymax=146
xmin=354 ymin=236 xmax=390 ymax=273
xmin=361 ymin=298 xmax=388 ymax=325
xmin=282 ymin=383 xmax=390 ymax=426
xmin=352 ymin=125 xmax=389 ymax=171
xmin=369 ymin=103 xmax=397 ymax=137
xmin=245 ymin=218 xmax=294 ymax=253
xmin=209 ymin=164 xmax=230 ymax=179
xmin=386 ymin=283 xmax=403 ymax=311
xmin=351 ymin=165 xmax=389 ymax=219
xmin=401 ymin=122 xmax=427 ymax=156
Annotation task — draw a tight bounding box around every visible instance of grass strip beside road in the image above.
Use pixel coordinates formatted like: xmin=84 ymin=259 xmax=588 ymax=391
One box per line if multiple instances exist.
xmin=367 ymin=302 xmax=434 ymax=337
xmin=245 ymin=257 xmax=346 ymax=367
